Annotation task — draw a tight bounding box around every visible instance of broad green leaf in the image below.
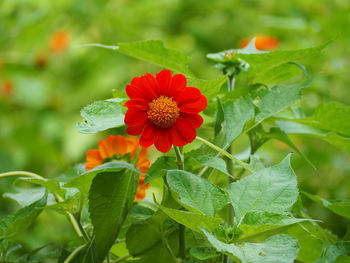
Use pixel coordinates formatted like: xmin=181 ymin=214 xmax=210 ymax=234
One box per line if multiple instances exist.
xmin=17 ymin=177 xmax=66 ymax=198
xmin=128 ymin=205 xmax=155 ymax=221
xmin=118 ymin=40 xmax=193 ymax=75
xmin=0 ymin=192 xmax=47 ymax=239
xmin=187 ymin=75 xmax=227 ymax=99
xmin=76 ymin=100 xmax=124 ymax=134
xmin=88 ymin=170 xmax=139 ymax=262
xmin=157 ymin=203 xmax=222 ymax=233
xmin=3 ymin=188 xmax=47 ymax=208
xmin=201 ymin=228 xmax=299 ymax=263
xmin=144 ymin=156 xmax=177 ymax=185
xmin=277 ymin=120 xmax=350 ymax=152
xmin=239 ymin=212 xmax=311 ymax=240
xmin=302 ymin=192 xmax=350 ymax=218
xmin=192 ymin=156 xmax=231 ymax=177
xmin=167 ymin=170 xmax=228 ymax=216
xmin=315 ymin=242 xmax=350 ymax=263
xmin=222 ymin=97 xmax=255 ymax=147
xmin=226 ymin=154 xmax=298 ymax=224
xmin=64 ymin=161 xmax=139 ymax=197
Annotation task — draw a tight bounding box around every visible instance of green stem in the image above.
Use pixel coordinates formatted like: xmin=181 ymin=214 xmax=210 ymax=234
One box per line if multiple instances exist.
xmin=111 ymin=254 xmax=131 ymax=263
xmin=173 ymin=146 xmax=186 ymax=261
xmin=0 ymin=171 xmax=83 ymax=238
xmin=195 ymin=137 xmax=253 ymax=174
xmin=63 ymin=244 xmax=86 ymax=263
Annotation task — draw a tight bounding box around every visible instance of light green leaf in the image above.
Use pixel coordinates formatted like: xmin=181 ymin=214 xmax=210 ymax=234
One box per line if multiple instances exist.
xmin=64 ymin=161 xmax=139 ymax=197
xmin=226 ymin=154 xmax=298 ymax=224
xmin=17 ymin=177 xmax=66 ymax=198
xmin=144 ymin=156 xmax=177 ymax=185
xmin=201 ymin=228 xmax=299 ymax=263
xmin=3 ymin=188 xmax=47 ymax=208
xmin=193 ymin=156 xmax=231 ymax=177
xmin=167 ymin=170 xmax=228 ymax=216
xmin=190 ymin=246 xmax=220 ymax=260
xmin=187 ymin=75 xmax=227 ymax=99
xmin=302 ymin=192 xmax=350 ymax=219
xmin=118 ymin=40 xmax=193 ymax=75
xmin=239 ymin=212 xmax=311 ymax=240
xmin=315 ymin=242 xmax=350 ymax=263
xmin=157 ymin=202 xmax=222 ymax=233
xmin=76 ymin=100 xmax=124 ymax=134
xmin=0 ymin=192 xmax=47 ymax=239
xmin=88 ymin=170 xmax=139 ymax=262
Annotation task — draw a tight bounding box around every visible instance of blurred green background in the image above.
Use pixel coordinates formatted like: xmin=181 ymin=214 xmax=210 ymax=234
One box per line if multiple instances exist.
xmin=1 ymin=0 xmax=349 ymax=256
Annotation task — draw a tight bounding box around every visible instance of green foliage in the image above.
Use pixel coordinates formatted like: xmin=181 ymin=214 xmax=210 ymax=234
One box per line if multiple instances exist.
xmin=77 ymin=100 xmax=124 ymax=134
xmin=144 ymin=156 xmax=177 ymax=184
xmin=315 ymin=242 xmax=350 ymax=263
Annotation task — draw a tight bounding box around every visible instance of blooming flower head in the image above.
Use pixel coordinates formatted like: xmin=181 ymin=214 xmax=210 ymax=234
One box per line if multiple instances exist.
xmin=124 ymin=69 xmax=207 ymax=153
xmin=85 ymin=135 xmax=150 ymax=200
xmin=240 ymin=35 xmax=279 ymax=51
xmin=50 ymin=31 xmax=69 ymax=53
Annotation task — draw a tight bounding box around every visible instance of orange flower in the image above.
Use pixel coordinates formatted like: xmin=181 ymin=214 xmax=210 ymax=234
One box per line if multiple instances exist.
xmin=1 ymin=80 xmax=13 ymax=98
xmin=239 ymin=35 xmax=279 ymax=51
xmin=85 ymin=135 xmax=150 ymax=200
xmin=50 ymin=31 xmax=69 ymax=53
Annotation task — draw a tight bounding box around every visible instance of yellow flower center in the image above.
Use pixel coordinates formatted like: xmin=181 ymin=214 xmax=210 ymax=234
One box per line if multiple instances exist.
xmin=147 ymin=96 xmax=180 ymax=128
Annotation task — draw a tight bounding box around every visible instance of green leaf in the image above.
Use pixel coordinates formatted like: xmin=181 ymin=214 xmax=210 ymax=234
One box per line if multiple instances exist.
xmin=192 ymin=156 xmax=231 ymax=177
xmin=222 ymin=96 xmax=255 ymax=147
xmin=88 ymin=170 xmax=139 ymax=262
xmin=187 ymin=75 xmax=227 ymax=99
xmin=64 ymin=161 xmax=139 ymax=197
xmin=0 ymin=192 xmax=47 ymax=239
xmin=156 ymin=202 xmax=223 ymax=233
xmin=315 ymin=242 xmax=350 ymax=263
xmin=239 ymin=212 xmax=311 ymax=240
xmin=128 ymin=205 xmax=155 ymax=221
xmin=144 ymin=156 xmax=177 ymax=185
xmin=226 ymin=154 xmax=298 ymax=224
xmin=118 ymin=40 xmax=193 ymax=75
xmin=17 ymin=177 xmax=66 ymax=198
xmin=302 ymin=192 xmax=350 ymax=219
xmin=190 ymin=246 xmax=219 ymax=260
xmin=76 ymin=100 xmax=124 ymax=134
xmin=3 ymin=188 xmax=47 ymax=208
xmin=167 ymin=170 xmax=228 ymax=216
xmin=201 ymin=228 xmax=299 ymax=263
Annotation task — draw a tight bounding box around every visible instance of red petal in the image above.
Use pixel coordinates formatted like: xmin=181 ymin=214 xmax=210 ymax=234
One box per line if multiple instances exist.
xmin=140 ymin=123 xmax=160 ymax=147
xmin=126 ymin=84 xmax=148 ymax=100
xmin=154 ymin=130 xmax=173 ymax=153
xmin=124 ymin=109 xmax=148 ymax=126
xmin=128 ymin=75 xmax=158 ymax=101
xmin=171 ymin=117 xmax=196 ymax=146
xmin=166 ymin=73 xmax=187 ymax=98
xmin=180 ymin=113 xmax=203 ymax=128
xmin=143 ymin=73 xmax=160 ymax=98
xmin=156 ymin=69 xmax=172 ymax=95
xmin=126 ymin=124 xmax=144 ymax=136
xmin=177 ymin=87 xmax=207 ymax=113
xmin=124 ymin=99 xmax=149 ymax=111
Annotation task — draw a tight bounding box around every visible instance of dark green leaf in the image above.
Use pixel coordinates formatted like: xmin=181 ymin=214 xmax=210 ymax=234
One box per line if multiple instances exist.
xmin=144 ymin=156 xmax=177 ymax=185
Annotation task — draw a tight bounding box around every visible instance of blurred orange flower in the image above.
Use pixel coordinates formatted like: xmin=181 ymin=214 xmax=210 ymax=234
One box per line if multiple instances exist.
xmin=85 ymin=135 xmax=150 ymax=200
xmin=1 ymin=80 xmax=13 ymax=98
xmin=50 ymin=31 xmax=69 ymax=53
xmin=240 ymin=35 xmax=279 ymax=51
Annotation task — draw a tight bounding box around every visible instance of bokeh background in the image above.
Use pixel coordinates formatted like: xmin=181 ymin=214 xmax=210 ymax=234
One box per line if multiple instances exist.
xmin=1 ymin=0 xmax=350 ymax=256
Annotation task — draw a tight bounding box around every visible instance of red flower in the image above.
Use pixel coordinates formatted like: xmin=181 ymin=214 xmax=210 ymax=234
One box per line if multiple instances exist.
xmin=240 ymin=35 xmax=279 ymax=51
xmin=124 ymin=69 xmax=207 ymax=153
xmin=85 ymin=135 xmax=150 ymax=200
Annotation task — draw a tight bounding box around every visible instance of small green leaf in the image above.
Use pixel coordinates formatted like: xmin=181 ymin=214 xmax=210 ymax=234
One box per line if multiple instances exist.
xmin=3 ymin=188 xmax=47 ymax=208
xmin=144 ymin=156 xmax=177 ymax=184
xmin=167 ymin=170 xmax=228 ymax=216
xmin=76 ymin=100 xmax=124 ymax=134
xmin=0 ymin=192 xmax=47 ymax=239
xmin=156 ymin=202 xmax=222 ymax=233
xmin=187 ymin=75 xmax=227 ymax=99
xmin=226 ymin=154 xmax=298 ymax=224
xmin=17 ymin=177 xmax=66 ymax=198
xmin=190 ymin=246 xmax=219 ymax=260
xmin=315 ymin=242 xmax=350 ymax=263
xmin=201 ymin=228 xmax=299 ymax=263
xmin=302 ymin=192 xmax=350 ymax=219
xmin=88 ymin=170 xmax=139 ymax=262
xmin=128 ymin=205 xmax=155 ymax=221
xmin=193 ymin=156 xmax=231 ymax=177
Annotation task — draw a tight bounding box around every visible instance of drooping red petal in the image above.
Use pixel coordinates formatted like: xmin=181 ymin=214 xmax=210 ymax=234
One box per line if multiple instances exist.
xmin=180 ymin=112 xmax=203 ymax=128
xmin=176 ymin=87 xmax=207 ymax=113
xmin=171 ymin=117 xmax=197 ymax=146
xmin=154 ymin=129 xmax=173 ymax=153
xmin=166 ymin=73 xmax=187 ymax=98
xmin=124 ymin=99 xmax=149 ymax=111
xmin=140 ymin=123 xmax=160 ymax=147
xmin=156 ymin=69 xmax=172 ymax=95
xmin=124 ymin=109 xmax=148 ymax=127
